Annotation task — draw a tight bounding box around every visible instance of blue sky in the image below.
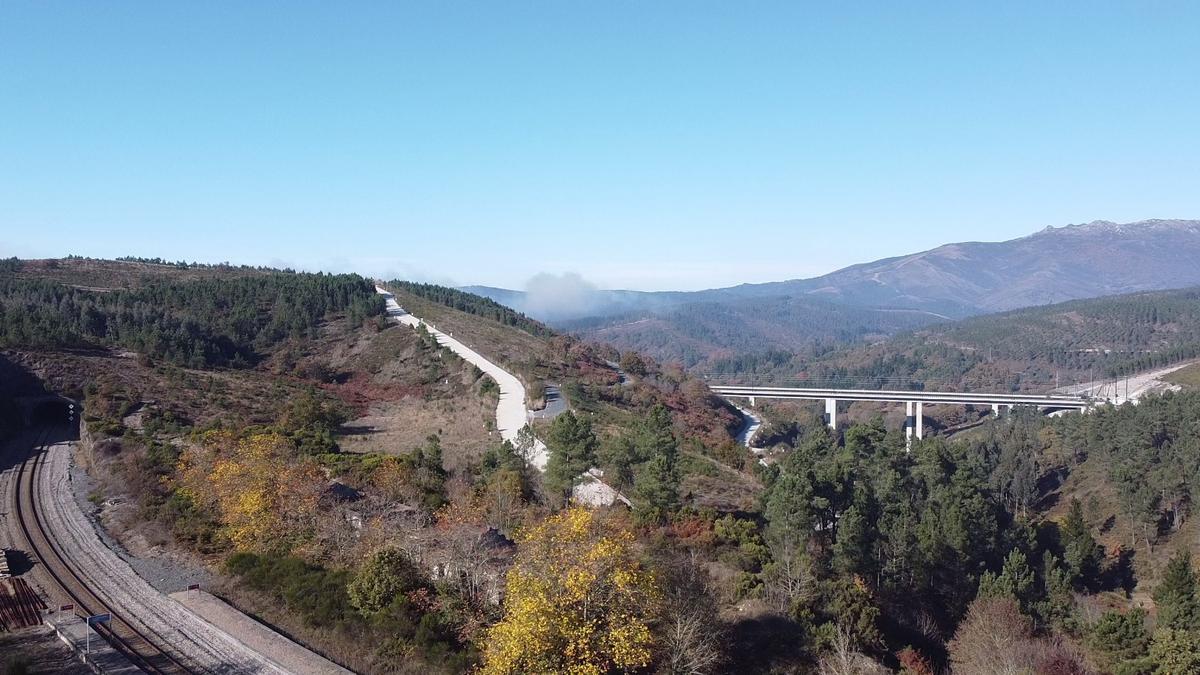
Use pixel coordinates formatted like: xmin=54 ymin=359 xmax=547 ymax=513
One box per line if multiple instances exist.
xmin=2 ymin=3 xmax=1198 ymax=291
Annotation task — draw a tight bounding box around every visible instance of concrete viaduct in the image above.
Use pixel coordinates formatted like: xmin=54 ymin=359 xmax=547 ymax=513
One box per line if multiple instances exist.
xmin=709 ymin=386 xmax=1094 ymax=447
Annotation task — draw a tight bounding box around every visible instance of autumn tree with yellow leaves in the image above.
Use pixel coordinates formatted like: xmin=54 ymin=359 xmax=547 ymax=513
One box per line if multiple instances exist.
xmin=478 ymin=507 xmax=660 ymax=675
xmin=176 ymin=431 xmax=325 ymax=553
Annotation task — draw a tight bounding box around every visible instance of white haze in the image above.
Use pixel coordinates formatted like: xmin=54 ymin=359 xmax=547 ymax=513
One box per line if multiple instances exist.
xmin=521 ymin=272 xmax=607 ymax=321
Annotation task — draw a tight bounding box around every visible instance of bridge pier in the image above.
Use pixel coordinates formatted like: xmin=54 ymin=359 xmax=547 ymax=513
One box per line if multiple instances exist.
xmin=905 ymin=401 xmax=913 ymax=451
xmin=749 ymin=396 xmax=756 ymax=407
xmin=905 ymin=400 xmax=913 ymax=428
xmin=904 ymin=401 xmax=925 ymax=450
xmin=825 ymin=398 xmax=837 ymax=430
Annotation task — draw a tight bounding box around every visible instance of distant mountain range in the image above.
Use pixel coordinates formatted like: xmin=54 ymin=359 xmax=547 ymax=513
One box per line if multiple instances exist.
xmin=467 ymin=219 xmax=1200 ymax=366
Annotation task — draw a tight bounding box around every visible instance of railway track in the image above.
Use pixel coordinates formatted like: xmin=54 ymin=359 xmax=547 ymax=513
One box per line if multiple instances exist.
xmin=13 ymin=426 xmax=192 ymax=674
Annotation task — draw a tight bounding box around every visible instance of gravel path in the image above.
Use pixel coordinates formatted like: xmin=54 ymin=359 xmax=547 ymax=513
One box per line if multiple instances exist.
xmin=39 ymin=439 xmax=289 ymax=674
xmin=68 ymin=461 xmax=212 ymax=596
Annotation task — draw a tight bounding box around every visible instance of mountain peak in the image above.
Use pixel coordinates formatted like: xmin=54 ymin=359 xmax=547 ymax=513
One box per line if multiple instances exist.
xmin=1035 ymin=219 xmax=1200 ymax=237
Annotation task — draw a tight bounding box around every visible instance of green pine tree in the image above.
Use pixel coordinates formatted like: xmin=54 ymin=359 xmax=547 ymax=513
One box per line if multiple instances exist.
xmin=1061 ymin=497 xmax=1102 ymax=589
xmin=1154 ymin=550 xmax=1200 ymax=632
xmin=1088 ymin=609 xmax=1151 ymax=673
xmin=1148 ymin=627 xmax=1200 ymax=674
xmin=544 ymin=411 xmax=598 ymax=502
xmin=633 ymin=405 xmax=680 ymax=523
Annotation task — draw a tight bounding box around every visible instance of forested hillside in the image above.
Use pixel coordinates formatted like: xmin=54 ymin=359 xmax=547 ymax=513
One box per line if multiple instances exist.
xmin=565 ymin=296 xmax=942 ymax=368
xmin=702 ymin=391 xmax=1200 ymax=672
xmin=1 ymin=258 xmax=519 ymax=671
xmin=0 ymin=271 xmax=382 ymax=367
xmin=706 ymin=286 xmax=1200 ymax=391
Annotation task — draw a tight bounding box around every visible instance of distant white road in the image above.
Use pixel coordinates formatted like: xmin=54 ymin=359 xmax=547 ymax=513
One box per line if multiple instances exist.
xmin=377 ymin=286 xmax=550 ymax=470
xmin=1057 ymin=360 xmax=1195 ymax=405
xmin=732 ymin=403 xmax=764 ymax=451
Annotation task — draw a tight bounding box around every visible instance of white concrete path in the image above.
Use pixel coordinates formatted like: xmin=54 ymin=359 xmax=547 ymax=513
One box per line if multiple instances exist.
xmin=377 ymin=286 xmax=549 ymax=469
xmin=377 ymin=287 xmax=629 ymax=506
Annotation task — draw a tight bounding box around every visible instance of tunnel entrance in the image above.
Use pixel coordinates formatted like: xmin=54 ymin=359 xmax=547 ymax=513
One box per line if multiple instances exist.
xmin=14 ymin=395 xmax=79 ymax=428
xmin=31 ymin=399 xmax=74 ymax=426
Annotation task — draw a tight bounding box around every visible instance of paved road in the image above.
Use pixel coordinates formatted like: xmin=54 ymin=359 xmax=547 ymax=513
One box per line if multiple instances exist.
xmin=604 ymin=360 xmax=631 ymax=385
xmin=529 ymin=385 xmax=568 ymax=421
xmin=732 ymin=403 xmax=764 ymax=450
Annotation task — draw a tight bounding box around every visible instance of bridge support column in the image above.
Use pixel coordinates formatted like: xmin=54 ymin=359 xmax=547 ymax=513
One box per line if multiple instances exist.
xmin=992 ymin=403 xmax=1001 ymax=417
xmin=749 ymin=396 xmax=756 ymax=407
xmin=905 ymin=401 xmax=914 ymax=451
xmin=915 ymin=401 xmax=924 ymax=440
xmin=825 ymin=398 xmax=837 ymax=430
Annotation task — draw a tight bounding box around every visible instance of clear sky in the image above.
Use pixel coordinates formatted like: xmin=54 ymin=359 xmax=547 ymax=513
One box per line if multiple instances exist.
xmin=2 ymin=3 xmax=1198 ymax=291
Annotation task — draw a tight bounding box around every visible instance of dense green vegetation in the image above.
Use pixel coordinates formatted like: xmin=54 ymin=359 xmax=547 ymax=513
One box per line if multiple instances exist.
xmin=698 ymin=391 xmax=1200 ymax=671
xmin=111 ymin=255 xmax=290 ymax=271
xmin=706 ymin=286 xmax=1200 ymax=391
xmin=1053 ymin=390 xmax=1200 ymax=551
xmin=0 ymin=273 xmax=382 ymax=367
xmin=226 ymin=550 xmax=475 ymax=672
xmin=387 ymin=280 xmax=553 ymax=338
xmin=927 ymin=287 xmax=1200 ymax=378
xmin=534 ymin=391 xmax=1200 ymax=670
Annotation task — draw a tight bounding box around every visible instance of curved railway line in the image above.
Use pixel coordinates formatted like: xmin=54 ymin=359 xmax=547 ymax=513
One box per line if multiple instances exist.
xmin=13 ymin=425 xmax=192 ymax=674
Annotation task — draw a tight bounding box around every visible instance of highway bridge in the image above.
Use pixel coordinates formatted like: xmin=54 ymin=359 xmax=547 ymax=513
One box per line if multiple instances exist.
xmin=709 ymin=385 xmax=1094 ymax=446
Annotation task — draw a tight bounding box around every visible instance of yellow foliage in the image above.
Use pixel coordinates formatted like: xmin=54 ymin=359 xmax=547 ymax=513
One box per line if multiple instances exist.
xmin=370 ymin=455 xmax=413 ymax=503
xmin=478 ymin=508 xmax=659 ymax=674
xmin=176 ymin=431 xmax=325 ymax=553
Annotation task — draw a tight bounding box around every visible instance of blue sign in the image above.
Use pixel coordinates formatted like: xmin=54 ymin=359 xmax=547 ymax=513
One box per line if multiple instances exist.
xmin=86 ymin=613 xmax=111 ymax=624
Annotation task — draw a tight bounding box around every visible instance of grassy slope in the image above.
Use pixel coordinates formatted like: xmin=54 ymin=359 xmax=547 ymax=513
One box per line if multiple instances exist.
xmin=387 ymin=285 xmax=557 ymax=388
xmin=1165 ymin=362 xmax=1200 ymax=389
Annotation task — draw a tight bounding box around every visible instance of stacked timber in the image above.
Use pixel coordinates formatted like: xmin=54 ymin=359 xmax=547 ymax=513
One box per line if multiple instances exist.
xmin=0 ymin=577 xmax=48 ymax=631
